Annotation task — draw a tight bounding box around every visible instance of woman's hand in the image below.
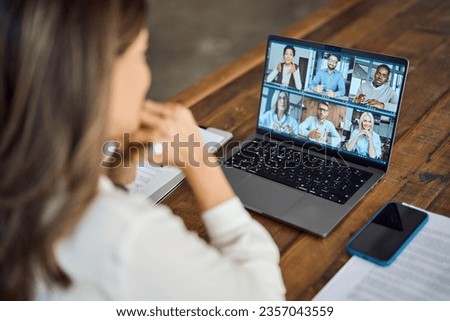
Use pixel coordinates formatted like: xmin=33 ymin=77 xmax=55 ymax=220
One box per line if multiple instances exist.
xmin=276 ymin=62 xmax=282 ymax=73
xmin=106 ymin=100 xmax=235 ymax=210
xmin=288 ymin=63 xmax=297 ymax=74
xmin=283 ymin=125 xmax=292 ymax=134
xmin=360 ymin=130 xmax=372 ymax=139
xmin=104 ymin=100 xmax=207 ymax=185
xmin=135 ymin=100 xmax=211 ymax=168
xmin=139 ymin=101 xmax=235 ymax=211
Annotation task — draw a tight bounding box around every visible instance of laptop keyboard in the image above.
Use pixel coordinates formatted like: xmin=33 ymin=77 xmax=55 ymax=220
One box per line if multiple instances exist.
xmin=224 ymin=139 xmax=373 ymax=204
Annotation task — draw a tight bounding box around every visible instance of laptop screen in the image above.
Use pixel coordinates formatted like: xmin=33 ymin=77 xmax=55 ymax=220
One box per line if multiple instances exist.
xmin=257 ymin=35 xmax=408 ymax=170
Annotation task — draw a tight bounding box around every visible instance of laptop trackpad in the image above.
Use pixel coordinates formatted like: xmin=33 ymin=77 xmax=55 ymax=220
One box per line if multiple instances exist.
xmin=234 ymin=175 xmax=303 ymax=215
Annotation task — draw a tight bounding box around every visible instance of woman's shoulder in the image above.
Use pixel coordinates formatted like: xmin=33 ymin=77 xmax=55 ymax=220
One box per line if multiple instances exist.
xmin=349 ymin=128 xmax=360 ymax=138
xmin=42 ymin=177 xmax=181 ymax=299
xmin=62 ymin=177 xmax=175 ymax=256
xmin=84 ymin=177 xmax=174 ymax=235
xmin=262 ymin=109 xmax=274 ymax=118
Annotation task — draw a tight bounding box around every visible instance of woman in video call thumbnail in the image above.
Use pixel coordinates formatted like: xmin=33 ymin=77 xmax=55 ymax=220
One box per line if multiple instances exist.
xmin=266 ymin=45 xmax=302 ymax=90
xmin=259 ymin=91 xmax=299 ymax=135
xmin=346 ymin=112 xmax=382 ymax=158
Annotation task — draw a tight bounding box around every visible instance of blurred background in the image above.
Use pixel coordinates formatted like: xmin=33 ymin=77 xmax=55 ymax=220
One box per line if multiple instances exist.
xmin=146 ymin=0 xmax=329 ymax=101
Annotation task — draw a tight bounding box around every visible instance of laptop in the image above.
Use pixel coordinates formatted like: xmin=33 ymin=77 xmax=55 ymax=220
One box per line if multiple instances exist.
xmin=222 ymin=35 xmax=408 ymax=237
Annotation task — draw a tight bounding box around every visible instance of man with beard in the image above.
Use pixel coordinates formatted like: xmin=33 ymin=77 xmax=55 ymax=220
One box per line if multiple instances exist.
xmin=354 ymin=64 xmax=399 ymax=112
xmin=309 ymin=54 xmax=346 ymax=98
xmin=298 ymin=100 xmax=340 ymax=145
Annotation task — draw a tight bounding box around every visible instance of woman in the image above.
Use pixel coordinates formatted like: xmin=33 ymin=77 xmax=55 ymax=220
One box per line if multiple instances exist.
xmin=266 ymin=45 xmax=302 ymax=90
xmin=346 ymin=112 xmax=382 ymax=158
xmin=259 ymin=91 xmax=298 ymax=135
xmin=0 ymin=0 xmax=285 ymax=300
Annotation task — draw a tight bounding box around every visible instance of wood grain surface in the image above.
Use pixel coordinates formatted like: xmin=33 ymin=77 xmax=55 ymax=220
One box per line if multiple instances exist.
xmin=163 ymin=0 xmax=450 ymax=300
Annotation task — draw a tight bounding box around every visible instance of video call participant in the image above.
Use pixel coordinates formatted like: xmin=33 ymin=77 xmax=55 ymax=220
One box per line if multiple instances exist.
xmin=266 ymin=45 xmax=302 ymax=90
xmin=298 ymin=101 xmax=340 ymax=144
xmin=309 ymin=54 xmax=346 ymax=98
xmin=354 ymin=64 xmax=399 ymax=112
xmin=346 ymin=112 xmax=382 ymax=158
xmin=260 ymin=91 xmax=298 ymax=134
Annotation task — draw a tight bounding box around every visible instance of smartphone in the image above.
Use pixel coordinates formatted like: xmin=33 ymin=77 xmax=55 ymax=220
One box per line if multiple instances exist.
xmin=347 ymin=202 xmax=428 ymax=266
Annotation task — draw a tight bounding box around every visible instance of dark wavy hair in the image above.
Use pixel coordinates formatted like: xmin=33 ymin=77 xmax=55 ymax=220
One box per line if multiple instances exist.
xmin=283 ymin=45 xmax=296 ymax=57
xmin=0 ymin=0 xmax=148 ymax=300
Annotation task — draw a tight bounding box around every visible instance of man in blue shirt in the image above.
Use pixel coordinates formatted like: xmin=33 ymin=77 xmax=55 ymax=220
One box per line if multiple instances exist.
xmin=309 ymin=54 xmax=346 ymax=98
xmin=298 ymin=101 xmax=341 ymax=145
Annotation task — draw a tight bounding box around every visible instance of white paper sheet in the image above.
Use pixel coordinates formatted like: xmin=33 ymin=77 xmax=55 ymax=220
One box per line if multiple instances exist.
xmin=314 ymin=206 xmax=450 ymax=300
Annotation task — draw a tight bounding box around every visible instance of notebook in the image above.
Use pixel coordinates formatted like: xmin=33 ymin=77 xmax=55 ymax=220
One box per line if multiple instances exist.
xmin=222 ymin=35 xmax=409 ymax=237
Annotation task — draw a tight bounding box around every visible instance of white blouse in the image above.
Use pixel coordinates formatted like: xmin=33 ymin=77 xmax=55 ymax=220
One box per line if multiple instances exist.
xmin=266 ymin=64 xmax=302 ymax=90
xmin=36 ymin=177 xmax=286 ymax=300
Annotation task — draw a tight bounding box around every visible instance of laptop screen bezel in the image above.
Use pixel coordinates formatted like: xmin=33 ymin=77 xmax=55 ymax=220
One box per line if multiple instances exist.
xmin=256 ymin=35 xmax=409 ymax=171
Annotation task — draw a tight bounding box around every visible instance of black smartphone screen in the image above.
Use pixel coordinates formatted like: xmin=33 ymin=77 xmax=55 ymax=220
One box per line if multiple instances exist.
xmin=347 ymin=202 xmax=428 ymax=265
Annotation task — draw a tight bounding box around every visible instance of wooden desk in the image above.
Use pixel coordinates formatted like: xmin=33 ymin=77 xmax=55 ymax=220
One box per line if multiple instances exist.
xmin=164 ymin=0 xmax=450 ymax=300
